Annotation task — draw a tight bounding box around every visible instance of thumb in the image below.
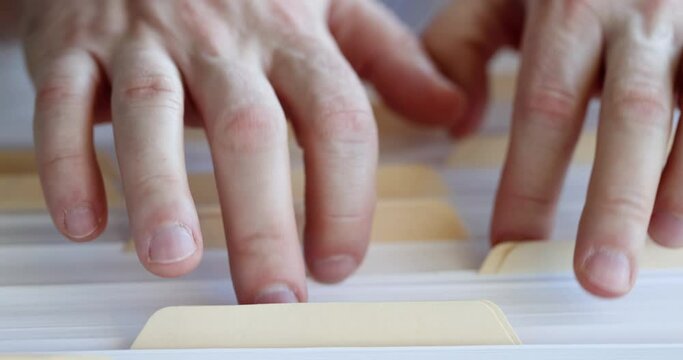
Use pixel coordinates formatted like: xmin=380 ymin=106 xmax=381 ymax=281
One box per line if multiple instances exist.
xmin=328 ymin=0 xmax=466 ymax=127
xmin=423 ymin=0 xmax=524 ymax=137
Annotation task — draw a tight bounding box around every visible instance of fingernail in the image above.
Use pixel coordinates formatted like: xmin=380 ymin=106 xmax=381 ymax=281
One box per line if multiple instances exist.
xmin=254 ymin=284 xmax=299 ymax=304
xmin=581 ymin=247 xmax=632 ymax=294
xmin=650 ymin=211 xmax=683 ymax=246
xmin=64 ymin=205 xmax=99 ymax=239
xmin=147 ymin=223 xmax=197 ymax=264
xmin=312 ymin=255 xmax=358 ymax=283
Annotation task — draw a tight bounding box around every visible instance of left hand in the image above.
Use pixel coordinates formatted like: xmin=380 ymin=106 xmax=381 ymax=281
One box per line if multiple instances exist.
xmin=425 ymin=0 xmax=683 ymax=297
xmin=20 ymin=0 xmax=464 ymax=304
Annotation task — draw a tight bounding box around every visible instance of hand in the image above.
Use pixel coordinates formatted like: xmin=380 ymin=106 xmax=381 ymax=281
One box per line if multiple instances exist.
xmin=0 ymin=0 xmax=21 ymax=38
xmin=22 ymin=0 xmax=463 ymax=303
xmin=425 ymin=0 xmax=683 ymax=297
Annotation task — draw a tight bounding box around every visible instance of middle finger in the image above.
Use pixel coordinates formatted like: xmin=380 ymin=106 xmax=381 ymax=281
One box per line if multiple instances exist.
xmin=187 ymin=59 xmax=306 ymax=304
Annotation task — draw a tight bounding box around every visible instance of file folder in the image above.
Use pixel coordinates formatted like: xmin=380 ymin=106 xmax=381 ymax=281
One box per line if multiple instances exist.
xmin=131 ymin=301 xmax=520 ymax=349
xmin=480 ymin=240 xmax=683 ymax=274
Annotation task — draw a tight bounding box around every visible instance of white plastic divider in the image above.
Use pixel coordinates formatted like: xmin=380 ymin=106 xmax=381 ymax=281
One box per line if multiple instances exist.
xmin=1 ymin=270 xmax=683 ymax=351
xmin=51 ymin=345 xmax=683 ymax=360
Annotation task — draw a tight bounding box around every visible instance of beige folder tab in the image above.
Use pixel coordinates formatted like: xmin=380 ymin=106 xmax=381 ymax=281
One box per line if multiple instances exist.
xmin=0 ymin=149 xmax=119 ymax=178
xmin=491 ymin=72 xmax=517 ymax=102
xmin=131 ymin=301 xmax=520 ymax=349
xmin=188 ymin=164 xmax=448 ymax=207
xmin=370 ymin=199 xmax=467 ymax=242
xmin=0 ymin=150 xmax=40 ymax=173
xmin=126 ymin=198 xmax=468 ymax=250
xmin=373 ymin=103 xmax=422 ymax=138
xmin=448 ymin=132 xmax=596 ymax=168
xmin=220 ymin=199 xmax=465 ymax=247
xmin=291 ymin=164 xmax=449 ymax=200
xmin=184 ymin=127 xmax=207 ymax=142
xmin=0 ymin=150 xmax=123 ymax=210
xmin=480 ymin=240 xmax=683 ymax=274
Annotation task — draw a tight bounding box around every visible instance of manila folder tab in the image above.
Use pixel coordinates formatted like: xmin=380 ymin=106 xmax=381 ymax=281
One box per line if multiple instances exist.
xmin=131 ymin=301 xmax=521 ymax=349
xmin=479 ymin=240 xmax=683 ymax=274
xmin=479 ymin=241 xmax=575 ymax=275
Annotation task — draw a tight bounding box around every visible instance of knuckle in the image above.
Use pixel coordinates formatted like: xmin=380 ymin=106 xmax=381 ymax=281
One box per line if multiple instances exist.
xmin=320 ymin=208 xmax=369 ymax=225
xmin=521 ymin=81 xmax=579 ymax=129
xmin=35 ymin=76 xmax=91 ymax=107
xmin=608 ymin=85 xmax=670 ymax=126
xmin=117 ymin=74 xmax=183 ymax=110
xmin=306 ymin=41 xmax=343 ymax=66
xmin=229 ymin=226 xmax=290 ymax=257
xmin=312 ymin=101 xmax=376 ymax=146
xmin=278 ymin=38 xmax=342 ymax=76
xmin=32 ymin=52 xmax=98 ymax=108
xmin=40 ymin=151 xmax=89 ymax=173
xmin=596 ymin=189 xmax=653 ymax=224
xmin=132 ymin=173 xmax=186 ymax=198
xmin=211 ymin=106 xmax=287 ymax=153
xmin=502 ymin=187 xmax=555 ymax=212
xmin=267 ymin=0 xmax=313 ymax=35
xmin=312 ymin=109 xmax=377 ymax=158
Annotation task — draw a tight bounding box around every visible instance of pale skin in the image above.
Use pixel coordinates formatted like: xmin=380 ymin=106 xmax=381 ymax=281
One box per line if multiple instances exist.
xmin=16 ymin=0 xmax=683 ymax=302
xmin=18 ymin=0 xmax=463 ymax=304
xmin=425 ymin=0 xmax=683 ymax=298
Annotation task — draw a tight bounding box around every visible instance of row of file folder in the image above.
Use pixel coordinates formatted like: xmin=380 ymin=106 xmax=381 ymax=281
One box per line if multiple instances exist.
xmin=4 ymin=264 xmax=683 ymax=347
xmin=2 ymin=59 xmax=683 ymax=357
